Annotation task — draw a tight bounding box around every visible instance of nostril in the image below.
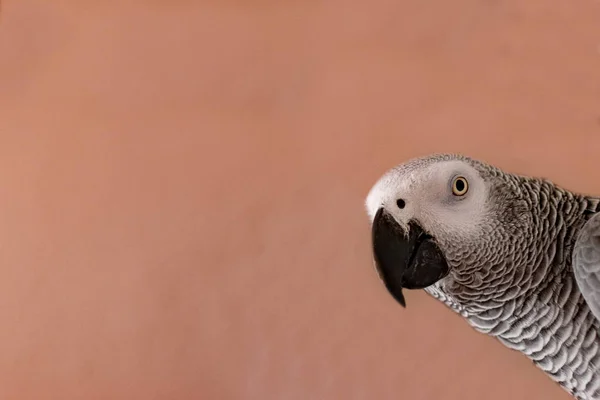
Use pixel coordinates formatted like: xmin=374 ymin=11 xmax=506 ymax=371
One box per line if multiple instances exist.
xmin=396 ymin=199 xmax=406 ymax=209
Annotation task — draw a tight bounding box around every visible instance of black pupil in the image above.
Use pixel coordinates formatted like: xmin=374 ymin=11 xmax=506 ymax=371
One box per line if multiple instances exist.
xmin=455 ymin=179 xmax=465 ymax=192
xmin=396 ymin=199 xmax=406 ymax=209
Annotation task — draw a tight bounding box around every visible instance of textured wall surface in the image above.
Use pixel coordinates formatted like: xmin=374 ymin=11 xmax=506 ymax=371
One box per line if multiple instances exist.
xmin=1 ymin=1 xmax=599 ymax=399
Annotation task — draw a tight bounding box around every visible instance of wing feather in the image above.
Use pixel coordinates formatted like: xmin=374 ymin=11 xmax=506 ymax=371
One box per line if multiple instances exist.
xmin=573 ymin=212 xmax=600 ymax=322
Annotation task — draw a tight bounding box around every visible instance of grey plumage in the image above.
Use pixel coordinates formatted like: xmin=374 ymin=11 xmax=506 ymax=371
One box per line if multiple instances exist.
xmin=366 ymin=154 xmax=600 ymax=400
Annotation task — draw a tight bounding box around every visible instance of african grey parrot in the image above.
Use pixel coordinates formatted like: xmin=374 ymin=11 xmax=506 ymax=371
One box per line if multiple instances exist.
xmin=365 ymin=153 xmax=600 ymax=400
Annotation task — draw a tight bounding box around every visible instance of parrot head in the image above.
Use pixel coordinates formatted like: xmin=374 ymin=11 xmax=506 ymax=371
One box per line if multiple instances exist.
xmin=365 ymin=153 xmax=534 ymax=308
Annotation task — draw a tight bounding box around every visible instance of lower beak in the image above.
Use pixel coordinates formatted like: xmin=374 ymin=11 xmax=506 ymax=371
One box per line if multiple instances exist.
xmin=371 ymin=208 xmax=449 ymax=307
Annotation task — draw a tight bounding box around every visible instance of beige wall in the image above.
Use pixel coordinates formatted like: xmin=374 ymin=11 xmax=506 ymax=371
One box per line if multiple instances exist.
xmin=1 ymin=1 xmax=599 ymax=399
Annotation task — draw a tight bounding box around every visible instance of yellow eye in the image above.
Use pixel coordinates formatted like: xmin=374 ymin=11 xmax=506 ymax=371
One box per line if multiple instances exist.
xmin=452 ymin=176 xmax=469 ymax=196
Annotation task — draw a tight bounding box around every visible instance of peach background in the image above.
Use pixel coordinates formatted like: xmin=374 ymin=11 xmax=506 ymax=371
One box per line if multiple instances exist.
xmin=1 ymin=1 xmax=600 ymax=399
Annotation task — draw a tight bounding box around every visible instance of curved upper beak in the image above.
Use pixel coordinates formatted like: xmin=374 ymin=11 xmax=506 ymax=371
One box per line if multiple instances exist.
xmin=371 ymin=208 xmax=450 ymax=307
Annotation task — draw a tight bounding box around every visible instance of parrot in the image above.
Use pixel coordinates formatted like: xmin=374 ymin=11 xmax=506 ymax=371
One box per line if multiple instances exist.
xmin=365 ymin=153 xmax=600 ymax=400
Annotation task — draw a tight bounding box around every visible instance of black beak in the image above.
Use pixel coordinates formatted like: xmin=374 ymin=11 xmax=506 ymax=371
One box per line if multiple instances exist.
xmin=371 ymin=208 xmax=450 ymax=307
